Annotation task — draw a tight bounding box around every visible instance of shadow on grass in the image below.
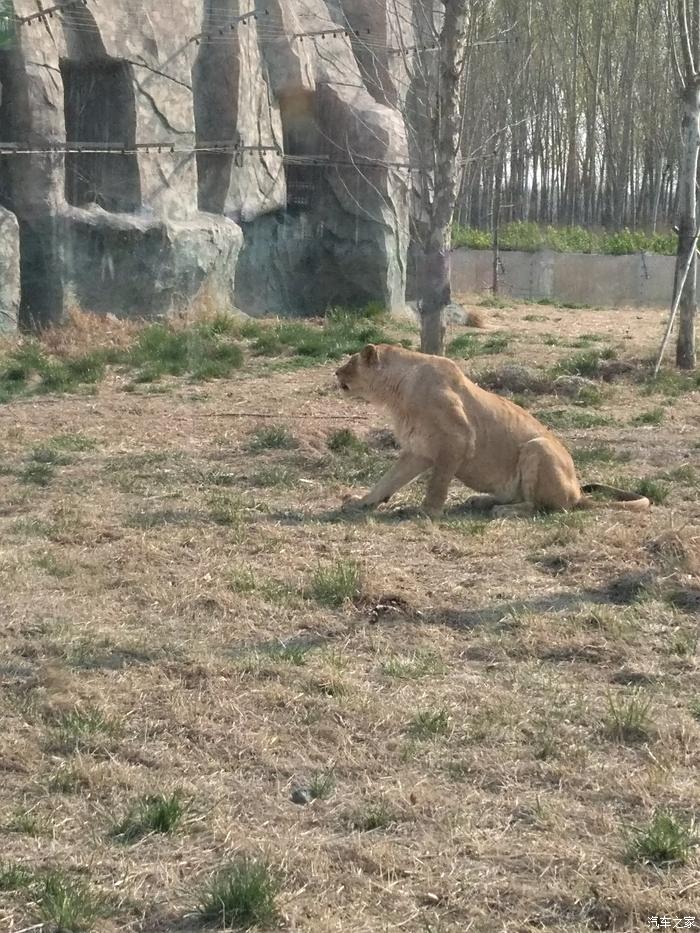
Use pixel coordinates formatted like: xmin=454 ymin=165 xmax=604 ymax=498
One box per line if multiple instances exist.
xmin=264 ymin=501 xmax=494 ymax=526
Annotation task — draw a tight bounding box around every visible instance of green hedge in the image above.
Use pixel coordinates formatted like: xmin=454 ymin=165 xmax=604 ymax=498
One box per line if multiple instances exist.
xmin=452 ymin=221 xmax=677 ymax=256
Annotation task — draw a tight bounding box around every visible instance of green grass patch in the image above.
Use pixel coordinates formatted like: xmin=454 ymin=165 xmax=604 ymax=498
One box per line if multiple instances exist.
xmin=326 ymin=446 xmax=388 ymax=486
xmin=407 ymin=708 xmax=452 ymax=739
xmin=6 ymin=809 xmax=45 ymax=836
xmin=20 ymin=461 xmax=55 ymax=486
xmin=0 ymin=341 xmax=106 ymax=403
xmin=264 ymin=642 xmax=313 ymax=664
xmin=308 ymin=769 xmax=336 ymax=801
xmin=382 ymin=651 xmax=445 ymax=679
xmin=669 ymin=628 xmax=698 ymax=657
xmin=248 ymin=466 xmax=297 ymax=488
xmin=248 ymin=424 xmax=298 ymax=452
xmin=307 ymin=674 xmax=347 ymax=698
xmin=631 ymin=408 xmax=665 ymax=426
xmin=128 ymin=323 xmax=244 ymax=383
xmin=447 ymin=332 xmax=510 ymax=359
xmin=351 ymin=800 xmax=401 ymax=832
xmin=441 ymin=517 xmax=489 ymax=535
xmin=452 ymin=221 xmax=677 ymax=255
xmin=643 ymin=369 xmax=700 ymax=397
xmin=689 ymin=698 xmax=700 ymax=722
xmin=477 ymin=295 xmax=512 ymax=308
xmin=111 ymin=792 xmax=186 ymax=842
xmin=209 ymin=493 xmax=250 ymax=527
xmin=250 ymin=311 xmax=390 ymax=361
xmin=327 ymin=428 xmax=367 ymax=453
xmin=0 ymin=862 xmax=34 ymax=891
xmin=606 ymin=477 xmax=670 ymax=505
xmin=228 ymin=568 xmax=258 ymax=594
xmin=47 ymin=764 xmax=90 ymax=795
xmin=49 ymin=707 xmax=121 ymax=752
xmin=1 ymin=321 xmax=246 ymax=400
xmin=34 ymin=551 xmax=75 ymax=578
xmin=603 ymin=689 xmax=654 ymax=744
xmin=572 ymin=445 xmax=630 ymax=467
xmin=308 ymin=560 xmax=362 ymax=607
xmin=48 ymin=433 xmax=98 ymax=452
xmin=661 ymin=465 xmax=698 ymax=486
xmin=196 ymin=857 xmax=280 ymax=929
xmin=207 ymin=470 xmax=238 ymax=487
xmin=553 ymin=347 xmax=617 ymax=378
xmin=625 ymin=810 xmax=698 ymax=866
xmin=37 ymin=871 xmax=108 ymax=932
xmin=636 ymin=477 xmax=670 ymax=505
xmin=535 ymin=408 xmax=612 ymax=429
xmin=30 ymin=445 xmax=73 ymax=466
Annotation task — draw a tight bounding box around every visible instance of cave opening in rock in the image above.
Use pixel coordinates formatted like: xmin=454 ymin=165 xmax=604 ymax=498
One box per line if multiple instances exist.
xmin=1 ymin=45 xmax=64 ymax=328
xmin=60 ymin=57 xmax=141 ymax=213
xmin=191 ymin=18 xmax=238 ymax=216
xmin=279 ymin=91 xmax=321 ymax=212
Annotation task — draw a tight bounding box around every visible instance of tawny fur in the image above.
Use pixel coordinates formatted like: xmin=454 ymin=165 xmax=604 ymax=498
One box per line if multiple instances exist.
xmin=335 ymin=344 xmax=650 ymax=518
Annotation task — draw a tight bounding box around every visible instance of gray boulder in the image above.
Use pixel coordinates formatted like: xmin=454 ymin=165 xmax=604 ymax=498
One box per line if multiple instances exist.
xmin=59 ymin=206 xmax=242 ymax=318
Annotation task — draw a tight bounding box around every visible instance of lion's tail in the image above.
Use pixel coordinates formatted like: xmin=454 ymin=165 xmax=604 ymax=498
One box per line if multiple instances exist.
xmin=577 ymin=483 xmax=651 ymax=511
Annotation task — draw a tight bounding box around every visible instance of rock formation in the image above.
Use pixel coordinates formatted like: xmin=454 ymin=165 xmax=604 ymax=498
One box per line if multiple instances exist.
xmin=0 ymin=0 xmax=413 ymax=327
xmin=0 ymin=204 xmax=19 ymax=330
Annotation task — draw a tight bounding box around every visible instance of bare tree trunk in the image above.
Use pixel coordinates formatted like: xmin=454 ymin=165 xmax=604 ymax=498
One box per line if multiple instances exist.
xmin=651 ymin=158 xmax=666 ymax=233
xmin=492 ymin=155 xmax=503 ymax=295
xmin=676 ymin=79 xmax=700 ymax=368
xmin=565 ymin=0 xmax=581 ymax=225
xmin=420 ymin=243 xmax=450 ymax=354
xmin=418 ymin=0 xmax=470 ymax=355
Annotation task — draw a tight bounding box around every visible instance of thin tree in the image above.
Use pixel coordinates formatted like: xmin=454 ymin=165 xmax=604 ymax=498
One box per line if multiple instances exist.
xmin=670 ymin=0 xmax=699 ymax=368
xmin=415 ymin=1 xmax=473 ymax=354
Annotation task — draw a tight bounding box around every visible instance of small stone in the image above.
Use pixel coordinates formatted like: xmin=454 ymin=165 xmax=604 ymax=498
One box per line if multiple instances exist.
xmin=290 ymin=787 xmax=313 ymax=805
xmin=443 ymin=302 xmax=486 ymax=328
xmin=398 ymin=301 xmax=485 ymax=328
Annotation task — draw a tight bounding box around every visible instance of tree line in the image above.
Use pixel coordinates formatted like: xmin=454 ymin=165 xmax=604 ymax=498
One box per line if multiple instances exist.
xmin=452 ymin=0 xmax=679 ymax=235
xmin=389 ymin=0 xmax=696 ymax=364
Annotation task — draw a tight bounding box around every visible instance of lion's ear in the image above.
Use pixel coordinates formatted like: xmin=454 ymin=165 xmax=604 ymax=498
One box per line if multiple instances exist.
xmin=360 ymin=344 xmax=379 ymax=365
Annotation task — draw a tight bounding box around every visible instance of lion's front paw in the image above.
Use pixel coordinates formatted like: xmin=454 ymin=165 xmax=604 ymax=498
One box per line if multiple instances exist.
xmin=341 ymin=494 xmax=368 ymax=513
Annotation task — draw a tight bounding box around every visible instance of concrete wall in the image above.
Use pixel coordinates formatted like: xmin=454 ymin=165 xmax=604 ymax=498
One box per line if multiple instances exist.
xmin=451 ymin=248 xmax=676 ymax=308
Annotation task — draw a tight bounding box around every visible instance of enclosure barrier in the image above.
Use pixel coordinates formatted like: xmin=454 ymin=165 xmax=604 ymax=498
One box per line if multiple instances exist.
xmin=451 ymin=248 xmax=676 ymax=308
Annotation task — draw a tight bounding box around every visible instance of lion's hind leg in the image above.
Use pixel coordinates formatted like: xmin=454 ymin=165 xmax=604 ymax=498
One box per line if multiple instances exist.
xmin=492 ymin=437 xmax=579 ymax=518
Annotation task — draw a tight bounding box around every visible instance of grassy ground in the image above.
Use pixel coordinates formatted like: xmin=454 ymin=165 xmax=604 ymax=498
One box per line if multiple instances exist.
xmin=0 ymin=299 xmax=699 ymax=933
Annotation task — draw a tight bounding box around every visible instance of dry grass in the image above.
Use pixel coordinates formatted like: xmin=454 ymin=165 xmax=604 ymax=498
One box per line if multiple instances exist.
xmin=0 ymin=299 xmax=699 ymax=932
xmin=39 ymin=305 xmax=142 ymax=358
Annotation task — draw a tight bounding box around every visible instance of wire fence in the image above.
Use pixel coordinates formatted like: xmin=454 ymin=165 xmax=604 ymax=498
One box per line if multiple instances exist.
xmin=4 ymin=0 xmax=509 ymax=53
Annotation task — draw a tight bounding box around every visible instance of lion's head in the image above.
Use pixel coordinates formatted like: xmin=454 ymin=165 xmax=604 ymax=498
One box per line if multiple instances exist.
xmin=335 ymin=344 xmax=381 ymax=399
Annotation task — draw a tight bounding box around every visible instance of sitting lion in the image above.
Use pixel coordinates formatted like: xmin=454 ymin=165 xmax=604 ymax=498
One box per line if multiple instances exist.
xmin=335 ymin=343 xmax=649 ymax=518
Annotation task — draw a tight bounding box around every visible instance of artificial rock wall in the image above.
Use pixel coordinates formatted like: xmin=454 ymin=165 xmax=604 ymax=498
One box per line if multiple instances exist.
xmin=0 ymin=0 xmax=412 ymax=327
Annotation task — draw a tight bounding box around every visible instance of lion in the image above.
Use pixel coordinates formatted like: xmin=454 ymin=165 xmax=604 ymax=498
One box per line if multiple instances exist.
xmin=335 ymin=344 xmax=650 ymax=519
